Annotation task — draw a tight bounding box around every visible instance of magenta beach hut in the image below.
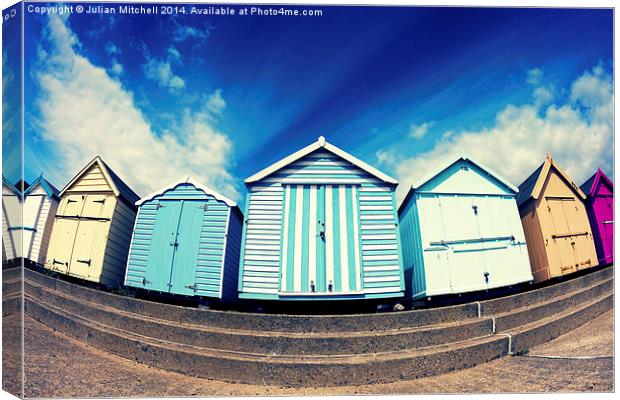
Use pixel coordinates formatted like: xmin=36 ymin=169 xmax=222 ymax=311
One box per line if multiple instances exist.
xmin=580 ymin=169 xmax=614 ymax=265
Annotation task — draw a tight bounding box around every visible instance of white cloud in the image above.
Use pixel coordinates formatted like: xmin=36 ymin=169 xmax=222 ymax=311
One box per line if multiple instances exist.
xmin=167 ymin=45 xmax=182 ymax=62
xmin=144 ymin=58 xmax=185 ymax=91
xmin=378 ymin=65 xmax=613 ymax=202
xmin=526 ymin=68 xmax=543 ymax=85
xmin=376 ymin=149 xmax=398 ymax=166
xmin=408 ymin=121 xmax=435 ymax=139
xmin=34 ymin=14 xmax=238 ymax=199
xmin=173 ymin=22 xmax=213 ymax=43
xmin=110 ymin=60 xmax=123 ymax=75
xmin=206 ymin=89 xmax=226 ymax=115
xmin=105 ymin=42 xmax=120 ymax=56
xmin=533 ymin=86 xmax=554 ymax=107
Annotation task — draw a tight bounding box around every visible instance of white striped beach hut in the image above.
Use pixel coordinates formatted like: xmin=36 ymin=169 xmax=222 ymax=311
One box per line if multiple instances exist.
xmin=238 ymin=136 xmax=405 ymax=301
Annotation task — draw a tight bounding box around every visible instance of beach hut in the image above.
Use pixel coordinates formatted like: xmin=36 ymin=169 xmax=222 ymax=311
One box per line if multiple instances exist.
xmin=2 ymin=177 xmax=22 ymax=263
xmin=580 ymin=169 xmax=613 ymax=266
xmin=398 ymin=155 xmax=532 ymax=299
xmin=516 ymin=155 xmax=598 ymax=283
xmin=22 ymin=175 xmax=60 ymax=265
xmin=124 ymin=178 xmax=243 ymax=300
xmin=238 ymin=136 xmax=405 ymax=301
xmin=44 ymin=156 xmax=139 ymax=288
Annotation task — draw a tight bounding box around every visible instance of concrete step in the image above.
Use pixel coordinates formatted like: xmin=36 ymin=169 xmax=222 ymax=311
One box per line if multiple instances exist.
xmin=25 ymin=280 xmax=495 ymax=355
xmin=25 ymin=288 xmax=613 ymax=387
xmin=23 ymin=265 xmax=613 ymax=333
xmin=24 ymin=295 xmax=508 ymax=386
xmin=493 ymin=276 xmax=613 ymax=332
xmin=479 ymin=265 xmax=613 ymax=316
xmin=24 ymin=268 xmax=480 ymax=332
xmin=508 ymin=291 xmax=613 ymax=355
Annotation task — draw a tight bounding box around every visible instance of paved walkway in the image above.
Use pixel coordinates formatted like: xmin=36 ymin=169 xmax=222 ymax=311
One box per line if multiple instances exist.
xmin=2 ymin=310 xmax=614 ymax=397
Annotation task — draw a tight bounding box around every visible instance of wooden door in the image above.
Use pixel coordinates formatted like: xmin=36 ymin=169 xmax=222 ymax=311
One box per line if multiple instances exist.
xmin=280 ymin=184 xmax=362 ymax=295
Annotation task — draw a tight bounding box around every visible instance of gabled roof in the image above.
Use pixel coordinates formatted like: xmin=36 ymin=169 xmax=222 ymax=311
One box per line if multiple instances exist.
xmin=136 ymin=177 xmax=237 ymax=207
xmin=24 ymin=174 xmax=60 ymax=199
xmin=2 ymin=176 xmax=20 ymax=195
xmin=413 ymin=154 xmax=517 ymax=193
xmin=60 ymin=156 xmax=140 ymax=205
xmin=516 ymin=155 xmax=586 ymax=207
xmin=398 ymin=154 xmax=518 ymax=214
xmin=245 ymin=136 xmax=398 ymax=185
xmin=580 ymin=168 xmax=614 ymax=197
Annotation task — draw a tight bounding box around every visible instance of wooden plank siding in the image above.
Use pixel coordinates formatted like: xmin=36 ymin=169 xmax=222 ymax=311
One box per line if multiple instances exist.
xmin=239 ymin=148 xmax=404 ymax=300
xmin=2 ymin=184 xmax=21 ymax=261
xmin=22 ymin=184 xmax=60 ymax=265
xmin=44 ymin=158 xmax=138 ymax=288
xmin=124 ymin=182 xmax=240 ymax=300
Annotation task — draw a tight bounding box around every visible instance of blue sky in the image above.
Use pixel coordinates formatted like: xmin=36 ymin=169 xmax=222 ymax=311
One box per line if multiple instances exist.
xmin=11 ymin=4 xmax=614 ymax=204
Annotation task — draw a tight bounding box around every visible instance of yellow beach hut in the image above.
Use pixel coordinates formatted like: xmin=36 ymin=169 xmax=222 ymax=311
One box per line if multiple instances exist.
xmin=516 ymin=155 xmax=599 ymax=283
xmin=44 ymin=156 xmax=139 ymax=288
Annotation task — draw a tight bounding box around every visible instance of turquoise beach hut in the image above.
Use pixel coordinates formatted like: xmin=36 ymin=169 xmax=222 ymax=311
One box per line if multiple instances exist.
xmin=398 ymin=155 xmax=533 ymax=299
xmin=238 ymin=136 xmax=405 ymax=301
xmin=124 ymin=177 xmax=242 ymax=300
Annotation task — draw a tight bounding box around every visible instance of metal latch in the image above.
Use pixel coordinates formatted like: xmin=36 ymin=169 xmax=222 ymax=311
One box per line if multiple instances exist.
xmin=142 ymin=277 xmax=151 ymax=285
xmin=185 ymin=283 xmax=196 ymax=292
xmin=52 ymin=258 xmax=66 ymax=266
xmin=93 ymin=199 xmax=105 ymax=204
xmin=170 ymin=241 xmax=179 ymax=247
xmin=77 ymin=259 xmax=91 ymax=266
xmin=328 ymin=281 xmax=333 ymax=292
xmin=484 ymin=271 xmax=489 ymax=284
xmin=310 ymin=281 xmax=316 ymax=292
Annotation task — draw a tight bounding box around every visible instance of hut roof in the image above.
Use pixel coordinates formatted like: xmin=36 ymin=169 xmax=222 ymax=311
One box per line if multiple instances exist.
xmin=60 ymin=156 xmax=140 ymax=205
xmin=2 ymin=176 xmax=20 ymax=195
xmin=136 ymin=177 xmax=237 ymax=207
xmin=245 ymin=136 xmax=398 ymax=185
xmin=516 ymin=155 xmax=586 ymax=207
xmin=24 ymin=175 xmax=60 ymax=199
xmin=580 ymin=168 xmax=614 ymax=197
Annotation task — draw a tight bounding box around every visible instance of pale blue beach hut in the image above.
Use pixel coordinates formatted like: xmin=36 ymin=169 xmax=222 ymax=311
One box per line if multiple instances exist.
xmin=124 ymin=177 xmax=242 ymax=300
xmin=398 ymin=155 xmax=533 ymax=299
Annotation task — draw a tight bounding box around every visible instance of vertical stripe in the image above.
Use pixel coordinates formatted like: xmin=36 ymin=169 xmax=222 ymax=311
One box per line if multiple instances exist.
xmin=293 ymin=185 xmax=304 ymax=292
xmin=317 ymin=186 xmax=326 ymax=292
xmin=280 ymin=185 xmax=291 ymax=291
xmin=286 ymin=186 xmax=297 ymax=291
xmin=345 ymin=186 xmax=357 ymax=291
xmin=300 ymin=186 xmax=310 ymax=292
xmin=325 ymin=185 xmax=334 ymax=290
xmin=308 ymin=185 xmax=317 ymax=291
xmin=332 ymin=186 xmax=342 ymax=292
xmin=339 ymin=185 xmax=349 ymax=292
xmin=352 ymin=187 xmax=361 ymax=290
